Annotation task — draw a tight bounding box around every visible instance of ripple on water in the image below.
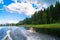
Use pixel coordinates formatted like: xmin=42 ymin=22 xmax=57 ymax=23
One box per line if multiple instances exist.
xmin=25 ymin=30 xmax=56 ymax=40
xmin=0 ymin=26 xmax=57 ymax=40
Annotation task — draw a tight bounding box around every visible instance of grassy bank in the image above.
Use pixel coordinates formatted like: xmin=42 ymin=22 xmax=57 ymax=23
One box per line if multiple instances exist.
xmin=23 ymin=23 xmax=60 ymax=28
xmin=23 ymin=23 xmax=60 ymax=39
xmin=34 ymin=28 xmax=60 ymax=39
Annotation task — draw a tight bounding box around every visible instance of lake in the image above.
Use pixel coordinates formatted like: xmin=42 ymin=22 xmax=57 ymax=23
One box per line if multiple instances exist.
xmin=0 ymin=26 xmax=58 ymax=40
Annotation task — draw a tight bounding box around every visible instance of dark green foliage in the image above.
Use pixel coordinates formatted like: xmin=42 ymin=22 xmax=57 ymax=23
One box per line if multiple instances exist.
xmin=18 ymin=2 xmax=60 ymax=25
xmin=34 ymin=28 xmax=60 ymax=38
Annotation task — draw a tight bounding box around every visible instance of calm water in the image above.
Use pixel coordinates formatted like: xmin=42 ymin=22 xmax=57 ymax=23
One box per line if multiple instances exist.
xmin=0 ymin=26 xmax=57 ymax=40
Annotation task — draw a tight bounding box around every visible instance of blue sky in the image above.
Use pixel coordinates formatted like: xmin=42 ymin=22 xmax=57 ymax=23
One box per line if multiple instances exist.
xmin=0 ymin=0 xmax=59 ymax=24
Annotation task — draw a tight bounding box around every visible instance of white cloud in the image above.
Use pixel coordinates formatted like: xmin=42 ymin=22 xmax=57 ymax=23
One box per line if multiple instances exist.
xmin=0 ymin=0 xmax=4 ymax=4
xmin=5 ymin=2 xmax=38 ymax=16
xmin=42 ymin=4 xmax=48 ymax=8
xmin=7 ymin=20 xmax=18 ymax=24
xmin=12 ymin=0 xmax=17 ymax=3
xmin=5 ymin=0 xmax=48 ymax=16
xmin=0 ymin=20 xmax=18 ymax=24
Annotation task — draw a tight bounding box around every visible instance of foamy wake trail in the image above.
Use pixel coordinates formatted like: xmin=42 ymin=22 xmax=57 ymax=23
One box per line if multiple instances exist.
xmin=24 ymin=30 xmax=56 ymax=40
xmin=0 ymin=27 xmax=56 ymax=40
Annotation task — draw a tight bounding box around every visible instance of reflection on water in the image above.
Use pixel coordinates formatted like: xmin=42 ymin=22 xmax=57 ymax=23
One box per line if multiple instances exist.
xmin=0 ymin=26 xmax=57 ymax=40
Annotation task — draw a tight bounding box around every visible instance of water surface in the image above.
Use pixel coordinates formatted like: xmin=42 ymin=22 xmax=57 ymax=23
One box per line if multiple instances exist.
xmin=0 ymin=26 xmax=57 ymax=40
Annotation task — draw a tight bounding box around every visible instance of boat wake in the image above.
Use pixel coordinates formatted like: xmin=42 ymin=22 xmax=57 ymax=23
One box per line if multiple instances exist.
xmin=0 ymin=27 xmax=57 ymax=40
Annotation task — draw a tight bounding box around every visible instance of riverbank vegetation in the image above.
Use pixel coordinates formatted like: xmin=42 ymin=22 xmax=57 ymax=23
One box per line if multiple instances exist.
xmin=34 ymin=28 xmax=60 ymax=39
xmin=17 ymin=2 xmax=60 ymax=27
xmin=15 ymin=3 xmax=60 ymax=37
xmin=16 ymin=2 xmax=60 ymax=38
xmin=23 ymin=23 xmax=60 ymax=28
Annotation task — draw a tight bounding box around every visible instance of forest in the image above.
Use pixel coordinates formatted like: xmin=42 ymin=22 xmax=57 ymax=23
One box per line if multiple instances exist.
xmin=17 ymin=2 xmax=60 ymax=25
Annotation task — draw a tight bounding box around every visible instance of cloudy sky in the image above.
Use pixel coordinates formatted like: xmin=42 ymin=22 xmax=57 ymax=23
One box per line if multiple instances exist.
xmin=0 ymin=0 xmax=59 ymax=24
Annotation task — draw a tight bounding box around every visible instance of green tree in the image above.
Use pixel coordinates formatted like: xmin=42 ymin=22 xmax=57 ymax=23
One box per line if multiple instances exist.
xmin=18 ymin=2 xmax=60 ymax=25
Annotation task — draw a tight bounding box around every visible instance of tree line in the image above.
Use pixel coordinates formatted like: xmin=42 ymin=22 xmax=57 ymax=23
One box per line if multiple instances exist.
xmin=17 ymin=2 xmax=60 ymax=25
